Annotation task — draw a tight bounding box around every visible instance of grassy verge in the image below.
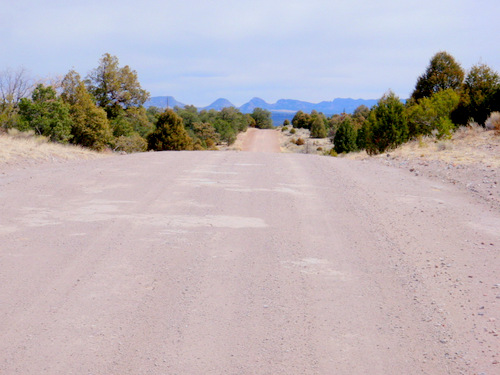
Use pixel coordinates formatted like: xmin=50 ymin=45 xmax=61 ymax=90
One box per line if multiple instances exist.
xmin=0 ymin=129 xmax=108 ymax=166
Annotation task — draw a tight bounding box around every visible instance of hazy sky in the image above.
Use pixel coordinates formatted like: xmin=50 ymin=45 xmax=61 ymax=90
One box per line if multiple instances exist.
xmin=2 ymin=0 xmax=499 ymax=106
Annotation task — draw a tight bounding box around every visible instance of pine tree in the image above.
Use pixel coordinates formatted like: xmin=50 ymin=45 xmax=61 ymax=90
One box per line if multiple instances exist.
xmin=366 ymin=91 xmax=408 ymax=155
xmin=310 ymin=115 xmax=327 ymax=138
xmin=411 ymin=51 xmax=464 ymax=101
xmin=62 ymin=70 xmax=112 ymax=150
xmin=69 ymin=83 xmax=112 ymax=150
xmin=147 ymin=109 xmax=193 ymax=151
xmin=452 ymin=63 xmax=500 ymax=125
xmin=334 ymin=117 xmax=357 ymax=153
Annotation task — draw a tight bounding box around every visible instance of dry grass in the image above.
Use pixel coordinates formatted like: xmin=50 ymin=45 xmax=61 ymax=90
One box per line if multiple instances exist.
xmin=348 ymin=125 xmax=500 ymax=168
xmin=485 ymin=111 xmax=500 ymax=134
xmin=0 ymin=130 xmax=108 ymax=167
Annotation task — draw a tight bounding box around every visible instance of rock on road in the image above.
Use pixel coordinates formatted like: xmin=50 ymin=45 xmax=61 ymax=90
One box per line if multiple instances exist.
xmin=0 ymin=129 xmax=499 ymax=374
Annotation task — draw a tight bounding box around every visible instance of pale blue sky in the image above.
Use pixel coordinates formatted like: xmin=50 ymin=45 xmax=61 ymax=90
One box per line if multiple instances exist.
xmin=2 ymin=0 xmax=499 ymax=106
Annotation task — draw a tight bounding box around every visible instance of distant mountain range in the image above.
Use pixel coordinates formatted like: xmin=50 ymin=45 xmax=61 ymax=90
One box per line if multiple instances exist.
xmin=144 ymin=96 xmax=379 ymax=125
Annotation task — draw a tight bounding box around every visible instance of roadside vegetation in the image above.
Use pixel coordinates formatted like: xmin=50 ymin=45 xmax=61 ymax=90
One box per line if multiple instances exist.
xmin=1 ymin=51 xmax=498 ymax=157
xmin=0 ymin=54 xmax=272 ymax=153
xmin=286 ymin=51 xmax=500 ymax=155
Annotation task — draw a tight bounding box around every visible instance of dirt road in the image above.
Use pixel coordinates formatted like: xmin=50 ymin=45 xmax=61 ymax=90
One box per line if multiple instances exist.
xmin=0 ymin=130 xmax=498 ymax=374
xmin=239 ymin=127 xmax=282 ymax=152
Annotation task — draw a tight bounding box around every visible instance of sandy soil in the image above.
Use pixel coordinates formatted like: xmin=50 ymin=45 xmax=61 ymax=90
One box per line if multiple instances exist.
xmin=0 ymin=129 xmax=499 ymax=374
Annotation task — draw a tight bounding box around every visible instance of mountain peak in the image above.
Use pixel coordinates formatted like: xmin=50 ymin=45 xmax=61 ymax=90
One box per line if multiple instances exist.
xmin=203 ymin=98 xmax=235 ymax=111
xmin=239 ymin=97 xmax=270 ymax=113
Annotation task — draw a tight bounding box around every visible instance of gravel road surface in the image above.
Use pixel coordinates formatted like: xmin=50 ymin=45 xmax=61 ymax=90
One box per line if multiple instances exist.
xmin=0 ymin=130 xmax=498 ymax=374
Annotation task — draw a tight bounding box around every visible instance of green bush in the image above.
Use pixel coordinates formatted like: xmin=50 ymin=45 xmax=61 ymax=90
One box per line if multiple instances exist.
xmin=147 ymin=109 xmax=193 ymax=151
xmin=290 ymin=128 xmax=296 ymax=134
xmin=310 ymin=115 xmax=327 ymax=138
xmin=435 ymin=117 xmax=454 ymax=139
xmin=366 ymin=91 xmax=408 ymax=155
xmin=334 ymin=117 xmax=357 ymax=153
xmin=452 ymin=63 xmax=500 ymax=126
xmin=406 ymin=89 xmax=459 ymax=138
xmin=18 ymin=85 xmax=73 ymax=143
xmin=327 ymin=149 xmax=338 ymax=157
xmin=114 ymin=133 xmax=147 ymax=153
xmin=295 ymin=137 xmax=305 ymax=145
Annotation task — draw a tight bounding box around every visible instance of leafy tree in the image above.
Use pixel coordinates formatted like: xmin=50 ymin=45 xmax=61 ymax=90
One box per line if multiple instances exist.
xmin=0 ymin=103 xmax=21 ymax=130
xmin=192 ymin=122 xmax=221 ymax=148
xmin=86 ymin=53 xmax=150 ymax=118
xmin=327 ymin=113 xmax=344 ymax=130
xmin=146 ymin=106 xmax=162 ymax=124
xmin=434 ymin=116 xmax=454 ymax=140
xmin=62 ymin=70 xmax=112 ymax=148
xmin=352 ymin=105 xmax=370 ymax=126
xmin=18 ymin=84 xmax=73 ymax=142
xmin=452 ymin=63 xmax=500 ymax=125
xmin=110 ymin=113 xmax=135 ymax=137
xmin=251 ymin=108 xmax=273 ymax=129
xmin=366 ymin=91 xmax=408 ymax=155
xmin=147 ymin=109 xmax=193 ymax=151
xmin=406 ymin=88 xmax=460 ymax=138
xmin=334 ymin=117 xmax=357 ymax=153
xmin=212 ymin=118 xmax=236 ymax=144
xmin=123 ymin=106 xmax=155 ymax=138
xmin=220 ymin=107 xmax=250 ymax=133
xmin=199 ymin=109 xmax=219 ymax=124
xmin=292 ymin=110 xmax=312 ymax=129
xmin=411 ymin=51 xmax=464 ymax=101
xmin=60 ymin=70 xmax=82 ymax=105
xmin=246 ymin=113 xmax=256 ymax=128
xmin=310 ymin=113 xmax=327 ymax=138
xmin=0 ymin=67 xmax=34 ymax=130
xmin=356 ymin=121 xmax=370 ymax=150
xmin=283 ymin=119 xmax=290 ymax=126
xmin=175 ymin=105 xmax=200 ymax=130
xmin=183 ymin=107 xmax=250 ymax=145
xmin=61 ymin=71 xmax=112 ymax=150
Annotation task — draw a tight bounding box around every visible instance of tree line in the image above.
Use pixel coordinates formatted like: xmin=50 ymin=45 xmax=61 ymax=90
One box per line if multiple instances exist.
xmin=290 ymin=51 xmax=500 ymax=155
xmin=2 ymin=51 xmax=498 ymax=155
xmin=0 ymin=53 xmax=273 ymax=152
